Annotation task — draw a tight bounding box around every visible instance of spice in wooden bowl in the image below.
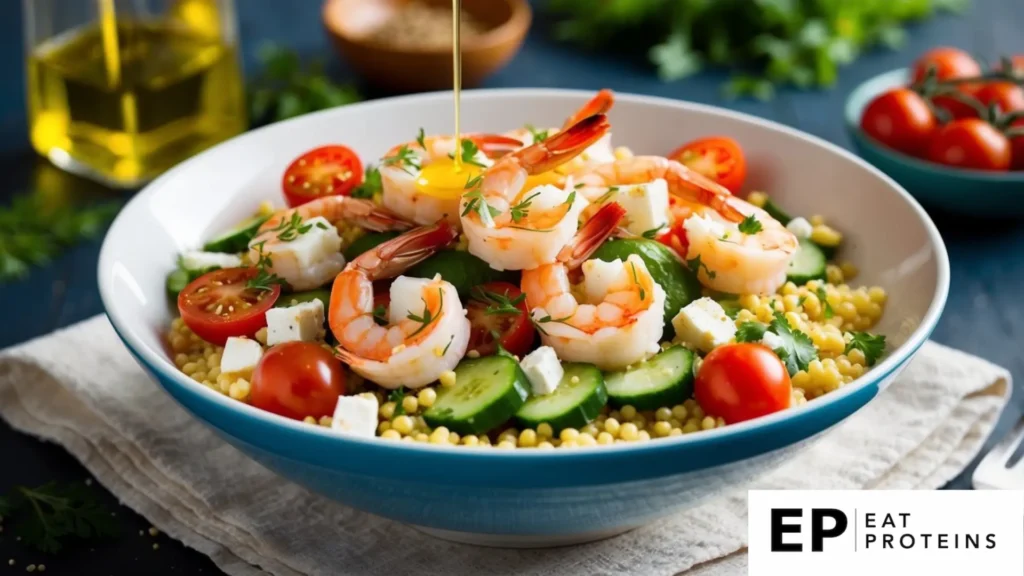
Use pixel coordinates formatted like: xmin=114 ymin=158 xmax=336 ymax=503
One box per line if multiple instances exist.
xmin=368 ymin=1 xmax=488 ymax=51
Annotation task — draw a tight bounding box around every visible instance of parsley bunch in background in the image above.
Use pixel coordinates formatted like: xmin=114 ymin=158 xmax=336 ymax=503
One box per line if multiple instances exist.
xmin=248 ymin=44 xmax=363 ymax=127
xmin=546 ymin=0 xmax=968 ymax=100
xmin=0 ymin=482 xmax=118 ymax=553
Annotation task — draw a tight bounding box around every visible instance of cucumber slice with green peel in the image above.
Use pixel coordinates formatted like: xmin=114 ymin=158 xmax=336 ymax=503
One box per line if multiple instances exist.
xmin=786 ymin=239 xmax=827 ymax=285
xmin=761 ymin=198 xmax=793 ymax=225
xmin=165 ymin=268 xmax=192 ymax=299
xmin=423 ymin=356 xmax=530 ymax=435
xmin=515 ymin=363 xmax=607 ymax=432
xmin=203 ymin=214 xmax=270 ymax=253
xmin=605 ymin=346 xmax=695 ymax=411
xmin=274 ymin=288 xmax=331 ymax=310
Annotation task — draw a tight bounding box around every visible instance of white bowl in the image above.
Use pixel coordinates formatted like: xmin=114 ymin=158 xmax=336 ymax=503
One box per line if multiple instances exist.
xmin=98 ymin=89 xmax=948 ymax=546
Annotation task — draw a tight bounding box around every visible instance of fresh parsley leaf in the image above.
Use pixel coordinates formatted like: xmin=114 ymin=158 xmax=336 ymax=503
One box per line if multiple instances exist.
xmin=442 ymin=334 xmax=455 ymax=355
xmin=461 ymin=187 xmax=499 ymax=225
xmin=406 ymin=288 xmax=444 ymax=337
xmin=490 ymin=329 xmax=515 ymax=359
xmin=525 ymin=124 xmax=549 ymax=142
xmin=382 ymin=145 xmax=421 ymax=175
xmin=686 ymin=255 xmax=716 ymax=280
xmin=3 ymin=481 xmax=118 ymax=554
xmin=388 ymin=389 xmax=406 ymax=416
xmin=719 ymin=299 xmax=743 ymax=319
xmin=845 ymin=332 xmax=886 ymax=366
xmin=593 ymin=186 xmax=619 ymax=206
xmin=449 ymin=139 xmax=486 ymax=168
xmin=248 ymin=43 xmax=361 ymax=127
xmin=629 ymin=262 xmax=646 ymax=301
xmin=471 ymin=286 xmax=525 ymax=316
xmin=246 ymin=241 xmax=287 ymax=292
xmin=738 ymin=214 xmax=762 ymax=235
xmin=509 ymin=192 xmax=540 ymax=223
xmin=735 ymin=322 xmax=767 ymax=343
xmin=642 ymin=224 xmax=666 ymax=239
xmin=816 ymin=286 xmax=834 ymax=319
xmin=416 ymin=127 xmax=427 ymax=149
xmin=564 ymin=190 xmax=577 ymax=206
xmin=371 ymin=304 xmax=388 ymax=326
xmin=351 ymin=165 xmax=382 ymax=199
xmin=768 ymin=311 xmax=818 ymax=376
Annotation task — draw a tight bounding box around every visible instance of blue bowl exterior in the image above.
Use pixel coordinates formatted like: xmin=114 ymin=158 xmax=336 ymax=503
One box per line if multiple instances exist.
xmin=844 ymin=68 xmax=1024 ymax=218
xmin=115 ymin=323 xmax=920 ymax=536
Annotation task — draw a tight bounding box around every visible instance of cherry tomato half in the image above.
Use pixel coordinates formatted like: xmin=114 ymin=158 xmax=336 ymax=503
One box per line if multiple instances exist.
xmin=974 ymin=82 xmax=1024 ymax=114
xmin=859 ymin=88 xmax=937 ymax=157
xmin=282 ymin=145 xmax=364 ymax=208
xmin=177 ymin=268 xmax=280 ymax=346
xmin=694 ymin=343 xmax=792 ymax=425
xmin=926 ymin=118 xmax=1012 ymax=172
xmin=466 ymin=281 xmax=536 ymax=357
xmin=911 ymin=47 xmax=983 ymax=120
xmin=668 ymin=137 xmax=747 ymax=194
xmin=656 ymin=219 xmax=689 ymax=260
xmin=250 ymin=341 xmax=346 ymax=420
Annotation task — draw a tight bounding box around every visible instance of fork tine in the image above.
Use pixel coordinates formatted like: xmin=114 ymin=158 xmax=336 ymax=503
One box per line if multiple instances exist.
xmin=976 ymin=420 xmax=1024 ymax=475
xmin=1006 ymin=422 xmax=1024 ymax=471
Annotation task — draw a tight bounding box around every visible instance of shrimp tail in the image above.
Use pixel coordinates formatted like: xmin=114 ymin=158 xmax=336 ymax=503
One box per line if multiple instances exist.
xmin=333 ymin=345 xmax=362 ymax=368
xmin=665 ymin=161 xmax=747 ymax=223
xmin=564 ymin=89 xmax=615 ymax=129
xmin=343 ymin=200 xmax=415 ymax=232
xmin=348 ymin=220 xmax=458 ymax=280
xmin=466 ymin=133 xmax=524 ymax=158
xmin=557 ymin=202 xmax=626 ymax=270
xmin=515 ymin=114 xmax=611 ymax=175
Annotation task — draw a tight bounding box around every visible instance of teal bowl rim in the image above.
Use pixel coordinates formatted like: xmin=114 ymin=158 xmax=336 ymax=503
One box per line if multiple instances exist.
xmin=843 ymin=67 xmax=1024 ymax=182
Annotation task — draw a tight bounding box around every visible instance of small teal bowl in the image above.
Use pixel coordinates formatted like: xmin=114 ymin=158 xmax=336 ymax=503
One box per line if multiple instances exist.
xmin=845 ymin=68 xmax=1024 ymax=218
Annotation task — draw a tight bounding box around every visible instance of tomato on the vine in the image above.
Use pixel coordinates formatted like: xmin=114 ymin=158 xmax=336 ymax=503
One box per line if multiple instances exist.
xmin=250 ymin=341 xmax=346 ymax=420
xmin=911 ymin=47 xmax=983 ymax=120
xmin=974 ymin=82 xmax=1024 ymax=114
xmin=177 ymin=268 xmax=280 ymax=346
xmin=860 ymin=88 xmax=937 ymax=157
xmin=282 ymin=145 xmax=364 ymax=208
xmin=466 ymin=281 xmax=535 ymax=357
xmin=694 ymin=343 xmax=792 ymax=425
xmin=927 ymin=118 xmax=1012 ymax=172
xmin=667 ymin=137 xmax=747 ymax=194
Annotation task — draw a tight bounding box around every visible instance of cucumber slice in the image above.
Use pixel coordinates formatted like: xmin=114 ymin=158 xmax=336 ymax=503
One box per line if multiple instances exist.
xmin=423 ymin=356 xmax=530 ymax=435
xmin=762 ymin=198 xmax=793 ymax=225
xmin=274 ymin=288 xmax=331 ymax=310
xmin=605 ymin=346 xmax=695 ymax=411
xmin=343 ymin=231 xmax=401 ymax=261
xmin=786 ymin=239 xmax=827 ymax=285
xmin=203 ymin=214 xmax=270 ymax=254
xmin=515 ymin=363 xmax=607 ymax=432
xmin=166 ymin=268 xmax=191 ymax=299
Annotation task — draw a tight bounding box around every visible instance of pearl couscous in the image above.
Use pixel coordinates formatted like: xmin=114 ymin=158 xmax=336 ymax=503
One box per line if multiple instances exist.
xmin=165 ymin=116 xmax=889 ymax=449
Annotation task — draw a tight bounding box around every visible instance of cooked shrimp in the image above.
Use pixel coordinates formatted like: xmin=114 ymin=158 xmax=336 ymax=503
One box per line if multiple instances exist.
xmin=521 ymin=203 xmax=666 ymax=370
xmin=248 ymin=196 xmax=411 ymax=291
xmin=460 ymin=114 xmax=611 ymax=271
xmin=578 ymin=155 xmax=798 ymax=295
xmin=379 ymin=132 xmax=522 ymax=227
xmin=504 ymin=90 xmax=617 ymax=172
xmin=329 ymin=222 xmax=470 ymax=389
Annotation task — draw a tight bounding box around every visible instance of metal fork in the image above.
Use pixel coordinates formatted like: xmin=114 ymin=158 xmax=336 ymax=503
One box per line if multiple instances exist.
xmin=972 ymin=419 xmax=1024 ymax=490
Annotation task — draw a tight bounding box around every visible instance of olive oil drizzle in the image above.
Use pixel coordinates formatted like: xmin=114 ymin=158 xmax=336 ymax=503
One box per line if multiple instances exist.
xmin=452 ymin=0 xmax=463 ymax=170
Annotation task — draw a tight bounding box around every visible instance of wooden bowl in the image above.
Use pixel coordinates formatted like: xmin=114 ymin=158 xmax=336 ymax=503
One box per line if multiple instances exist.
xmin=323 ymin=0 xmax=531 ymax=92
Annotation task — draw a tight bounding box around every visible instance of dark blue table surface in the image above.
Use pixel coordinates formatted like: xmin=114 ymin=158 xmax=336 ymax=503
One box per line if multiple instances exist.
xmin=1 ymin=1 xmax=1021 ymax=574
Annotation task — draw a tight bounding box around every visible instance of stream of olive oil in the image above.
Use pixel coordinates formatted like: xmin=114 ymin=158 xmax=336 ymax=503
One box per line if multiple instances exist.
xmin=26 ymin=3 xmax=245 ymax=187
xmin=452 ymin=0 xmax=463 ymax=170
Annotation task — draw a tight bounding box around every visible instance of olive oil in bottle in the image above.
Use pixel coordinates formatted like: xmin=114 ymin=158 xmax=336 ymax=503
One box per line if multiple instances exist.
xmin=25 ymin=0 xmax=246 ymax=188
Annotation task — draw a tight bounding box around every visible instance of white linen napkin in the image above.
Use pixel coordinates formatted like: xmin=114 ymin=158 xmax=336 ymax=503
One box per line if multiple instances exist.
xmin=0 ymin=316 xmax=1011 ymax=576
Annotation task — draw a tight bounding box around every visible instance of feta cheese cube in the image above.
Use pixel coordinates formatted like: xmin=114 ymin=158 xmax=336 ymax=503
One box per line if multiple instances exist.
xmin=580 ymin=133 xmax=616 ymax=164
xmin=220 ymin=337 xmax=263 ymax=376
xmin=786 ymin=217 xmax=813 ymax=239
xmin=761 ymin=330 xmax=786 ymax=351
xmin=331 ymin=394 xmax=379 ymax=438
xmin=519 ymin=346 xmax=565 ymax=396
xmin=180 ymin=251 xmax=243 ymax=272
xmin=602 ymin=179 xmax=669 ymax=236
xmin=265 ymin=299 xmax=325 ymax=346
xmin=263 ymin=216 xmax=346 ymax=291
xmin=671 ymin=297 xmax=736 ymax=353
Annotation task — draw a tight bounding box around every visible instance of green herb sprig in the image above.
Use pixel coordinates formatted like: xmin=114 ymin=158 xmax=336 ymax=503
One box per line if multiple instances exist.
xmin=248 ymin=44 xmax=362 ymax=126
xmin=471 ymin=286 xmax=526 ymax=316
xmin=0 ymin=482 xmax=118 ymax=554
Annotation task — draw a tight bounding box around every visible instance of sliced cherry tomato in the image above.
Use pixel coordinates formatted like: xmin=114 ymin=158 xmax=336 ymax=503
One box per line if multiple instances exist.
xmin=974 ymin=82 xmax=1024 ymax=114
xmin=859 ymin=88 xmax=938 ymax=157
xmin=1010 ymin=119 xmax=1024 ymax=171
xmin=250 ymin=341 xmax=346 ymax=420
xmin=926 ymin=118 xmax=1012 ymax=172
xmin=466 ymin=281 xmax=535 ymax=357
xmin=282 ymin=145 xmax=364 ymax=208
xmin=911 ymin=47 xmax=983 ymax=120
xmin=668 ymin=137 xmax=747 ymax=193
xmin=694 ymin=343 xmax=792 ymax=425
xmin=656 ymin=219 xmax=689 ymax=260
xmin=177 ymin=268 xmax=280 ymax=346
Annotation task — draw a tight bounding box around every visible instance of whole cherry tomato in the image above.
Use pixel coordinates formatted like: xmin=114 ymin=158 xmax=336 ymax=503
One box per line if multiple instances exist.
xmin=695 ymin=343 xmax=792 ymax=424
xmin=927 ymin=118 xmax=1012 ymax=172
xmin=974 ymin=82 xmax=1024 ymax=114
xmin=860 ymin=88 xmax=937 ymax=157
xmin=250 ymin=341 xmax=346 ymax=420
xmin=912 ymin=47 xmax=983 ymax=119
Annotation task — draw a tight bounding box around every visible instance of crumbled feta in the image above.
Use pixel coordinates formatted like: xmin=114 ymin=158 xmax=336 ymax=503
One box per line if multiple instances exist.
xmin=331 ymin=395 xmax=379 ymax=438
xmin=262 ymin=216 xmax=346 ymax=291
xmin=786 ymin=217 xmax=813 ymax=239
xmin=600 ymin=179 xmax=669 ymax=236
xmin=519 ymin=346 xmax=565 ymax=396
xmin=671 ymin=297 xmax=736 ymax=353
xmin=761 ymin=331 xmax=786 ymax=351
xmin=220 ymin=337 xmax=263 ymax=376
xmin=265 ymin=299 xmax=325 ymax=346
xmin=179 ymin=251 xmax=242 ymax=272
